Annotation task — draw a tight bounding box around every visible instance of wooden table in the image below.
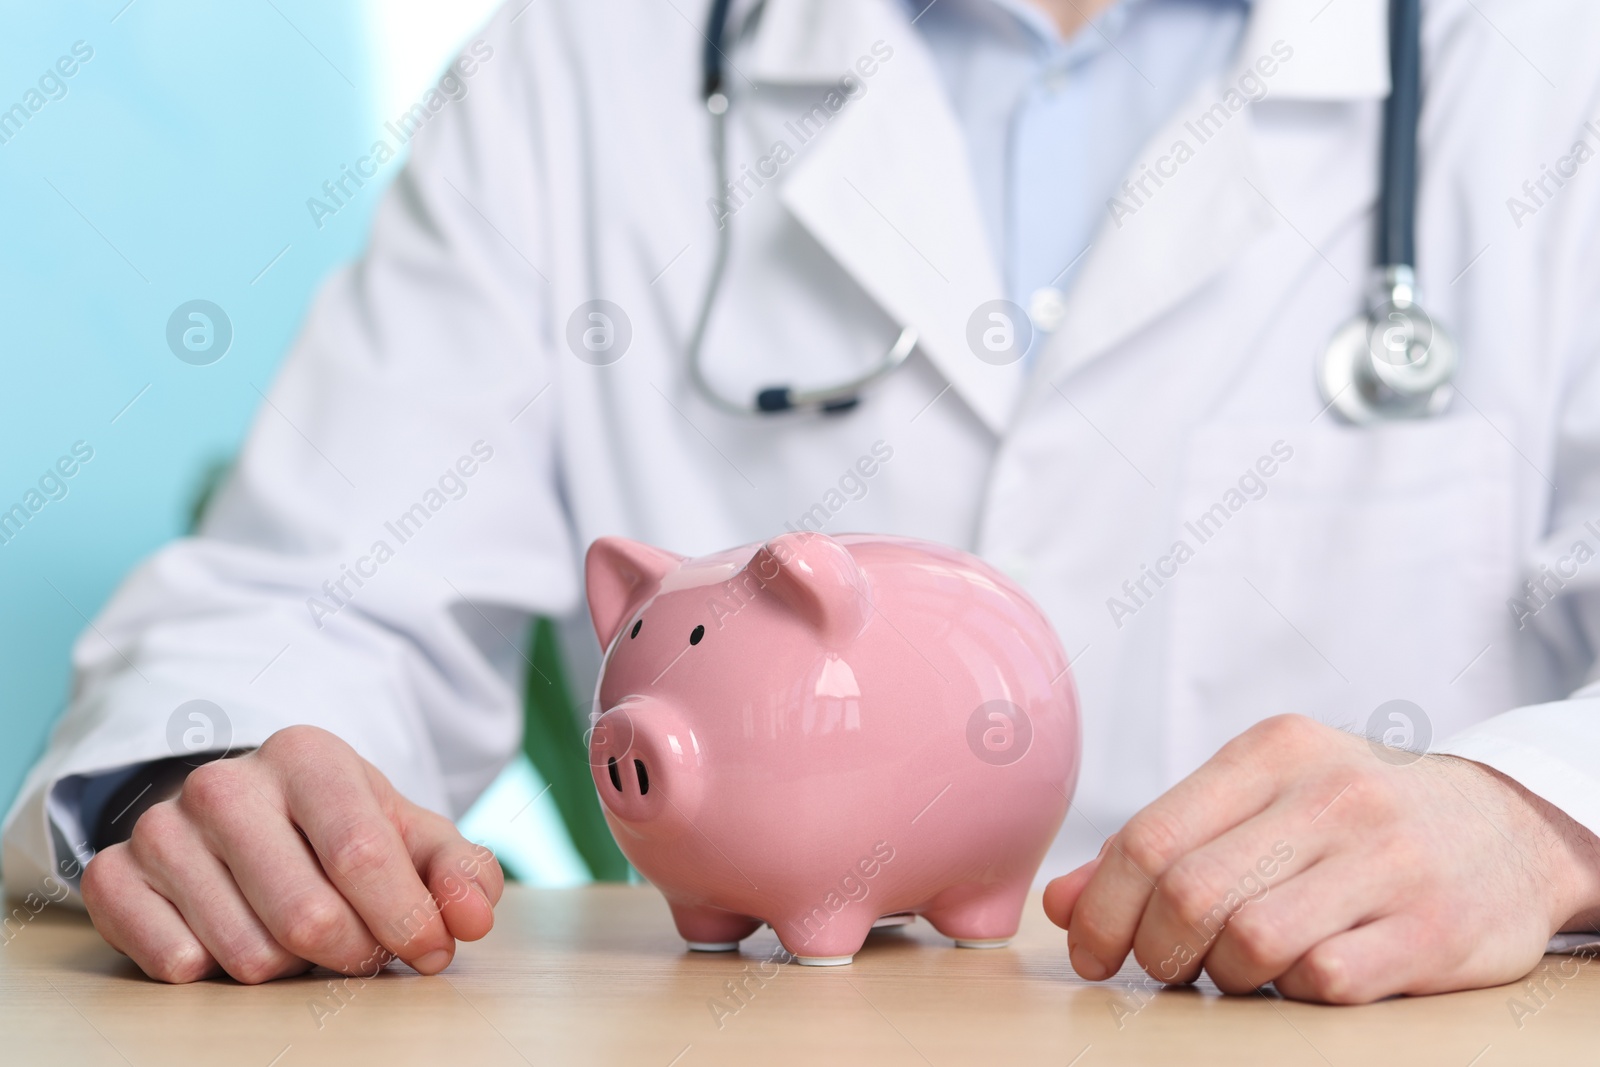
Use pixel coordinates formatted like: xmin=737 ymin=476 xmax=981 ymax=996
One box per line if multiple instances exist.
xmin=1 ymin=884 xmax=1592 ymax=1065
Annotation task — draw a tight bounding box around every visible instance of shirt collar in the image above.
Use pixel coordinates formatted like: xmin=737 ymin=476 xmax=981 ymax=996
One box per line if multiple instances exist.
xmin=748 ymin=0 xmax=1386 ymax=101
xmin=906 ymin=0 xmax=1251 ymax=49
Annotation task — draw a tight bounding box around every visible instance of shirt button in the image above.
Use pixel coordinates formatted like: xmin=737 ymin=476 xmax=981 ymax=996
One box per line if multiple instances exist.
xmin=1028 ymin=287 xmax=1069 ymax=333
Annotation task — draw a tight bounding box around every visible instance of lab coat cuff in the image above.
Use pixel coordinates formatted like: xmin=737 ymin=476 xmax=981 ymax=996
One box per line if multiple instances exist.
xmin=1433 ymin=698 xmax=1600 ymax=840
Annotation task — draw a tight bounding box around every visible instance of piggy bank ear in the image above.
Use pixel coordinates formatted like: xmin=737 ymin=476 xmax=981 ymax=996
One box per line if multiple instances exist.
xmin=586 ymin=537 xmax=684 ymax=648
xmin=747 ymin=533 xmax=871 ymax=648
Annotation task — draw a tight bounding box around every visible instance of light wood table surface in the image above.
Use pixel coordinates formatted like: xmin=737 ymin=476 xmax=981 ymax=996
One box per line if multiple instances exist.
xmin=1 ymin=883 xmax=1592 ymax=1065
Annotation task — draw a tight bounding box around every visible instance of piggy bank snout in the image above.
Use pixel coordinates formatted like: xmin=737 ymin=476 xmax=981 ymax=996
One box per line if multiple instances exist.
xmin=589 ymin=702 xmax=701 ymax=825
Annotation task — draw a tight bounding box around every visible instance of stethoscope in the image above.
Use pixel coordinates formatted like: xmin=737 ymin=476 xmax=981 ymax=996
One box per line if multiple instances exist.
xmin=688 ymin=0 xmax=1455 ymax=424
xmin=1314 ymin=0 xmax=1455 ymax=423
xmin=686 ymin=0 xmax=917 ymax=416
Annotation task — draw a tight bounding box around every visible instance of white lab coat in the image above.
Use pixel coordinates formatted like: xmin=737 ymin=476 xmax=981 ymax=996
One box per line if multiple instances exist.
xmin=9 ymin=0 xmax=1600 ymax=900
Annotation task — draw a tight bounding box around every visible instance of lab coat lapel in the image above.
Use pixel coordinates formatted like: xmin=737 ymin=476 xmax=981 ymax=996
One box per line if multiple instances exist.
xmin=752 ymin=0 xmax=1023 ymax=434
xmin=1035 ymin=92 xmax=1277 ymax=388
xmin=1032 ymin=0 xmax=1391 ymax=391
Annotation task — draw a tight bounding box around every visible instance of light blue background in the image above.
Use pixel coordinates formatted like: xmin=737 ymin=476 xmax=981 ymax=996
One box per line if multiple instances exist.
xmin=0 ymin=0 xmax=582 ymax=883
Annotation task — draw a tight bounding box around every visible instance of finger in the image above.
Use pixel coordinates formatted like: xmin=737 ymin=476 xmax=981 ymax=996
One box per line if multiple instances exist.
xmin=1276 ymin=911 xmax=1547 ymax=1004
xmin=1202 ymin=855 xmax=1388 ymax=994
xmin=1131 ymin=805 xmax=1315 ymax=987
xmin=1046 ymin=857 xmax=1111 ymax=981
xmin=401 ymin=807 xmax=503 ymax=944
xmin=182 ymin=763 xmax=387 ymax=975
xmin=1043 ymin=857 xmax=1100 ymax=929
xmin=1067 ymin=720 xmax=1307 ymax=979
xmin=1273 ymin=915 xmax=1437 ymax=1004
xmin=80 ymin=842 xmax=221 ymax=984
xmin=128 ymin=800 xmax=309 ymax=984
xmin=278 ymin=756 xmax=456 ymax=973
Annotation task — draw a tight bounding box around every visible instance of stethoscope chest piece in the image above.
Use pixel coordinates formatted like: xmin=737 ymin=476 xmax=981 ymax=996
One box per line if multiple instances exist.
xmin=1316 ymin=266 xmax=1456 ymax=424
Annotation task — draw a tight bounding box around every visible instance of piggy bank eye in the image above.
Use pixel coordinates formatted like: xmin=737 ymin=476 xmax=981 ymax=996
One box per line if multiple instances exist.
xmin=689 ymin=624 xmax=705 ymax=645
xmin=630 ymin=619 xmax=642 ymax=639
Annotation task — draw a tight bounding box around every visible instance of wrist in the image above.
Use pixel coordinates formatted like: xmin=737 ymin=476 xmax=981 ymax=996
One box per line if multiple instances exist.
xmin=1442 ymin=755 xmax=1600 ymax=933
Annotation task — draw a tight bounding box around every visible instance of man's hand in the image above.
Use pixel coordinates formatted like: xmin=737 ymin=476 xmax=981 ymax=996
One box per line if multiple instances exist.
xmin=1043 ymin=715 xmax=1600 ymax=1004
xmin=81 ymin=725 xmax=504 ymax=984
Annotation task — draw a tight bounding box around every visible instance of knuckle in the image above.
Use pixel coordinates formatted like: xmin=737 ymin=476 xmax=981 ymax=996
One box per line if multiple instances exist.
xmin=179 ymin=759 xmax=243 ymax=812
xmin=1337 ymin=770 xmax=1401 ymax=823
xmin=1225 ymin=908 xmax=1288 ymax=970
xmin=79 ymin=846 xmax=128 ymax=908
xmin=1065 ymin=905 xmax=1117 ymax=952
xmin=279 ymin=897 xmax=349 ymax=958
xmin=210 ymin=922 xmax=293 ymax=984
xmin=389 ymin=898 xmax=445 ymax=952
xmin=127 ymin=801 xmax=187 ymax=865
xmin=1157 ymin=861 xmax=1225 ymax=927
xmin=324 ymin=822 xmax=395 ymax=886
xmin=1250 ymin=713 xmax=1319 ymax=751
xmin=225 ymin=945 xmax=288 ymax=986
xmin=261 ymin=724 xmax=342 ymax=765
xmin=1118 ymin=813 xmax=1186 ymax=876
xmin=147 ymin=940 xmax=212 ymax=984
xmin=1296 ymin=944 xmax=1355 ymax=1003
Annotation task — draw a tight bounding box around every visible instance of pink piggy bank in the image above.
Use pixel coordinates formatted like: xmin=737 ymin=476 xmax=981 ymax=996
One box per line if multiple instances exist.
xmin=585 ymin=532 xmax=1079 ymax=965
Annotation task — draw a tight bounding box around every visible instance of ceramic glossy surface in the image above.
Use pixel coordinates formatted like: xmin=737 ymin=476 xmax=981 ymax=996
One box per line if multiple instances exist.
xmin=584 ymin=532 xmax=1079 ymax=962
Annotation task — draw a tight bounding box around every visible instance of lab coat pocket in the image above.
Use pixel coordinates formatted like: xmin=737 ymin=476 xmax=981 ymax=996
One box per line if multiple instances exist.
xmin=1162 ymin=418 xmax=1517 ymax=777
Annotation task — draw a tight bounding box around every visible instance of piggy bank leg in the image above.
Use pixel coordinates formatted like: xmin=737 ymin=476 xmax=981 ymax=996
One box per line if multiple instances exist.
xmin=669 ymin=901 xmax=762 ymax=952
xmin=920 ymin=881 xmax=1029 ymax=949
xmin=771 ymin=911 xmax=878 ymax=966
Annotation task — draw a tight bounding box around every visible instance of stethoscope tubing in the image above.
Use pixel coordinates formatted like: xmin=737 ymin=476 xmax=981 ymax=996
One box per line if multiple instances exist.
xmin=693 ymin=0 xmax=1452 ymax=423
xmin=1379 ymin=0 xmax=1420 ymax=270
xmin=687 ymin=0 xmax=918 ymax=417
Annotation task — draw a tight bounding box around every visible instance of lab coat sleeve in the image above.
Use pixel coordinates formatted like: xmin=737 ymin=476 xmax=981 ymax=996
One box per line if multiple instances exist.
xmin=1431 ymin=119 xmax=1600 ymax=844
xmin=1 ymin=12 xmax=579 ymax=901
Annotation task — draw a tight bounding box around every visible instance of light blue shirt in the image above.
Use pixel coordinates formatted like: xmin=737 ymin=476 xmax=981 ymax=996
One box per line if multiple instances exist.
xmin=906 ymin=0 xmax=1249 ymax=345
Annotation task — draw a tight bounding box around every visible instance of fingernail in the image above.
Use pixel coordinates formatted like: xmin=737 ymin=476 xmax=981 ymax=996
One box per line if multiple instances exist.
xmin=412 ymin=949 xmax=452 ymax=974
xmin=1070 ymin=944 xmax=1109 ymax=981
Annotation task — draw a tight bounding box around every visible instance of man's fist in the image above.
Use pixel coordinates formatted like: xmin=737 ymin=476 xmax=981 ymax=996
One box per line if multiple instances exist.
xmin=1044 ymin=715 xmax=1600 ymax=1003
xmin=80 ymin=725 xmax=504 ymax=984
